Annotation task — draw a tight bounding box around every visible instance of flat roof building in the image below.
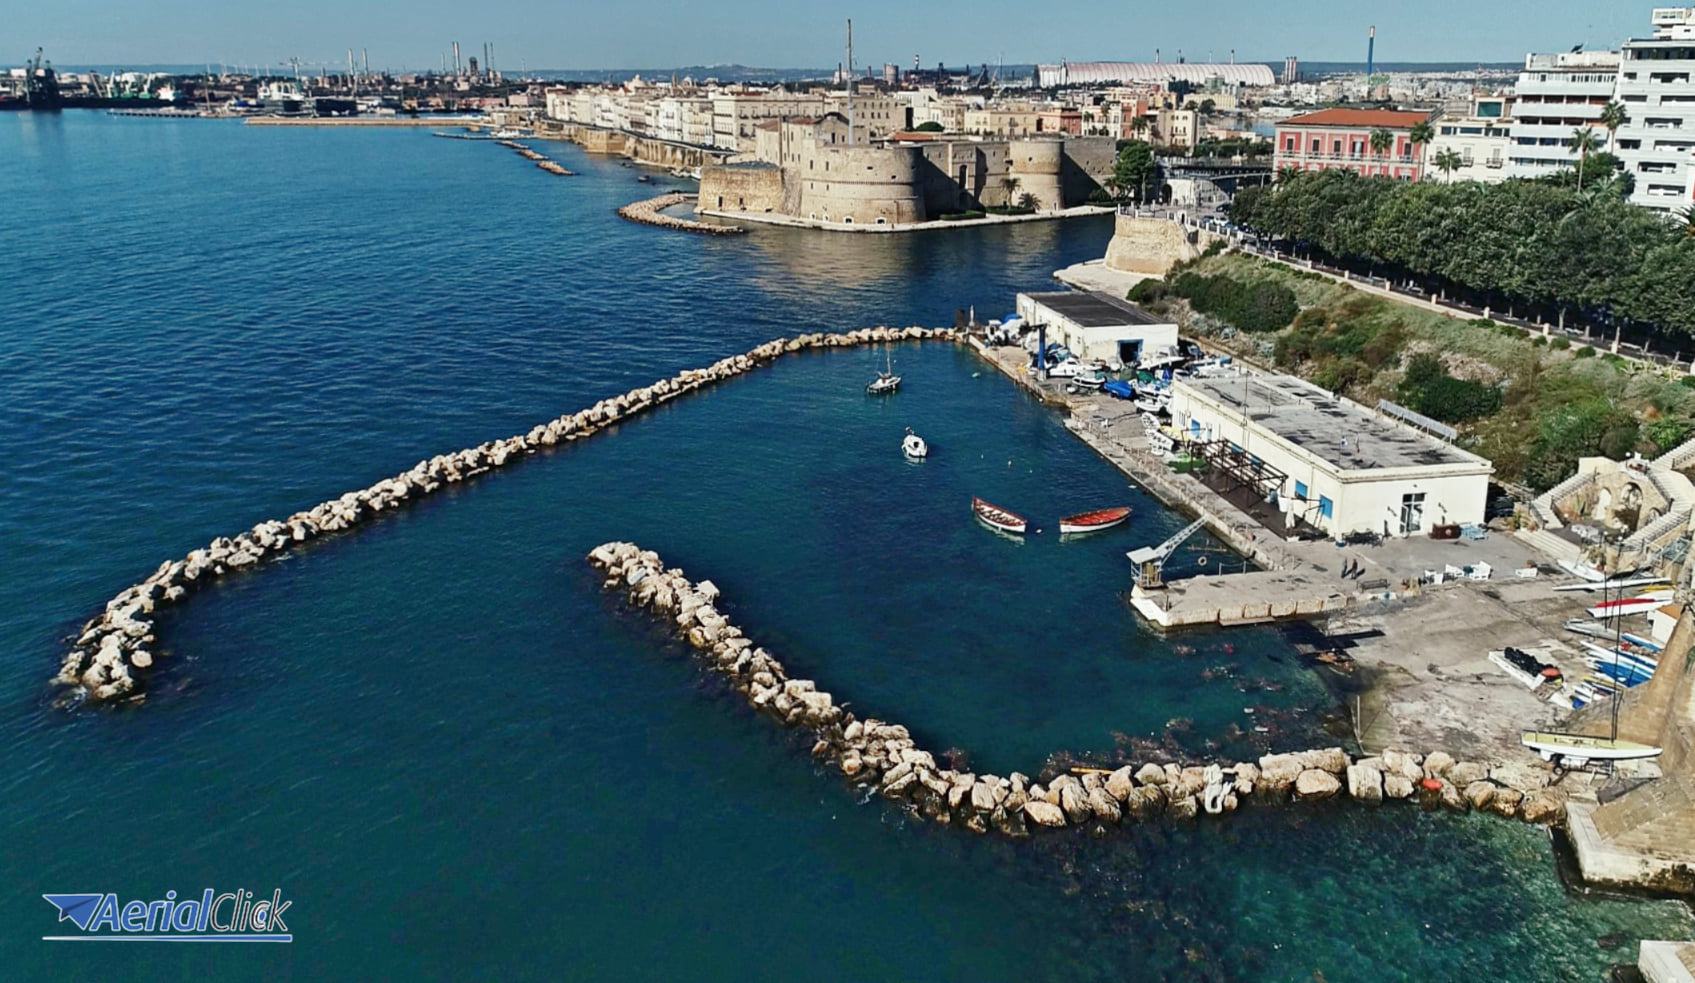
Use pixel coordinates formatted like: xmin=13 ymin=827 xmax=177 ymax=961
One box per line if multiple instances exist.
xmin=1168 ymin=373 xmax=1493 ymax=538
xmin=1015 ymin=291 xmax=1178 ymax=367
xmin=1273 ymin=108 xmax=1438 ymax=181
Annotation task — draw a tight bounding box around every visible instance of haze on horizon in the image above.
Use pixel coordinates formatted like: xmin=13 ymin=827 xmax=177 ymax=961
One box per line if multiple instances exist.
xmin=15 ymin=0 xmax=1647 ymax=73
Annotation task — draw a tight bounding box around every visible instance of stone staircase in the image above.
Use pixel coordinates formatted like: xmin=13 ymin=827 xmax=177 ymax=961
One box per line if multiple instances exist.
xmin=1625 ymin=505 xmax=1695 ymax=554
xmin=1529 ymin=470 xmax=1598 ymax=529
xmin=1652 ymin=433 xmax=1695 ymax=472
xmin=1515 ymin=527 xmax=1584 ymax=564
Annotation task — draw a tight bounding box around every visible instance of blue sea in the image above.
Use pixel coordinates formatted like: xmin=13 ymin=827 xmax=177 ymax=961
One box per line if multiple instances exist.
xmin=0 ymin=112 xmax=1688 ymax=981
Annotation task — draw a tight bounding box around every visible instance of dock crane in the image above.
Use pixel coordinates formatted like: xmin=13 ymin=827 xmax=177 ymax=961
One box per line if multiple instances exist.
xmin=1126 ymin=516 xmax=1208 ymax=590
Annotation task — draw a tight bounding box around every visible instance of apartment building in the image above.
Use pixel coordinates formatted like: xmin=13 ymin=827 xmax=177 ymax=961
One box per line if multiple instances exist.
xmin=1505 ymin=50 xmax=1621 ymax=179
xmin=1429 ymin=95 xmax=1514 ymax=182
xmin=1615 ymin=6 xmax=1695 ymax=212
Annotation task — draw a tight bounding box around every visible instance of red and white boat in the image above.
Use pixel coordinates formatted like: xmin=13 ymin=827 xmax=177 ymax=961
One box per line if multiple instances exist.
xmin=1059 ymin=506 xmax=1132 ymax=535
xmin=972 ymin=497 xmax=1028 ymax=535
xmin=1588 ymin=591 xmax=1674 ymax=619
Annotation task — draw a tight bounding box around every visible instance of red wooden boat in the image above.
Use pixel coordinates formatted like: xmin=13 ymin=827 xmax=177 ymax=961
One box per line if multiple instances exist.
xmin=972 ymin=497 xmax=1028 ymax=535
xmin=1059 ymin=506 xmax=1131 ymax=535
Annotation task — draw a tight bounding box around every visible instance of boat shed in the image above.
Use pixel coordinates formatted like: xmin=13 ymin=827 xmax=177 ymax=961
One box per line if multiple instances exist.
xmin=1166 ymin=373 xmax=1493 ymax=538
xmin=1014 ymin=291 xmax=1179 ymax=367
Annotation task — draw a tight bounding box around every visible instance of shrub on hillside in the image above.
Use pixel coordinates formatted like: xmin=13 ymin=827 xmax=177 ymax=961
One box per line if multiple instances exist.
xmin=1168 ymin=273 xmax=1297 ymax=333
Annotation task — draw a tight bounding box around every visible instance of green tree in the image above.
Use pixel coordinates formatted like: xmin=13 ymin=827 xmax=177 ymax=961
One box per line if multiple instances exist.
xmin=1018 ymin=191 xmax=1040 ymax=211
xmin=1567 ymin=127 xmax=1601 ymax=191
xmin=999 ymin=175 xmax=1020 ymax=206
xmin=1599 ymin=100 xmax=1628 ymax=150
xmin=913 ymin=120 xmax=944 ymax=132
xmin=1113 ymin=140 xmax=1159 ymax=203
xmin=1128 ymin=114 xmax=1150 ymax=139
xmin=1408 ymin=120 xmax=1434 ymax=179
xmin=1368 ymin=127 xmax=1393 ymax=174
xmin=1198 ymin=98 xmax=1216 ymax=116
xmin=1431 ymin=148 xmax=1463 ymax=181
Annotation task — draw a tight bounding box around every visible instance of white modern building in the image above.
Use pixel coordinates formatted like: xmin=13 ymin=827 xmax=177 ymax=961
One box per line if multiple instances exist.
xmin=1014 ymin=292 xmax=1178 ymax=367
xmin=1429 ymin=95 xmax=1515 ymax=182
xmin=1616 ymin=7 xmax=1695 ymax=213
xmin=1166 ymin=374 xmax=1493 ymax=538
xmin=1506 ymin=49 xmax=1621 ymax=180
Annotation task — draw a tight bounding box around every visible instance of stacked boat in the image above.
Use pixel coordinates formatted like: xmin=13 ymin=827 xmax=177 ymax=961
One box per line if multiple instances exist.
xmin=1586 ymin=587 xmax=1674 ymax=619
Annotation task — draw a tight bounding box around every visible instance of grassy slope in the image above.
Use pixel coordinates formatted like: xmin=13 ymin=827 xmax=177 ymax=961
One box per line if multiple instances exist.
xmin=1167 ymin=253 xmax=1695 ymax=489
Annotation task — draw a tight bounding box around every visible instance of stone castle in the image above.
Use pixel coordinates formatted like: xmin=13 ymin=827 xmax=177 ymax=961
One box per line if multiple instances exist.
xmin=698 ymin=112 xmax=1117 ymax=226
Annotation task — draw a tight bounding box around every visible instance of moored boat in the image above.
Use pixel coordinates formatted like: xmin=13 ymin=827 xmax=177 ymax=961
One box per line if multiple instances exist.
xmin=902 ymin=428 xmax=928 ymax=459
xmin=972 ymin=497 xmax=1027 ymax=535
xmin=1059 ymin=506 xmax=1131 ymax=534
xmin=1587 ymin=590 xmax=1674 ymax=619
xmin=867 ymin=346 xmax=900 ymax=394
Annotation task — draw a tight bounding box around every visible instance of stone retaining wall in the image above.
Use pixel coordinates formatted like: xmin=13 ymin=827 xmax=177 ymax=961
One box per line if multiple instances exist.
xmin=54 ymin=327 xmax=955 ymax=704
xmin=588 ymin=542 xmax=1570 ymax=838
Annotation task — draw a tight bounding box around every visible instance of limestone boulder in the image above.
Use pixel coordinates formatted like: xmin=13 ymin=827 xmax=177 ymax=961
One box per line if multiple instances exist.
xmin=1489 ymin=788 xmax=1523 ymax=819
xmin=1519 ymin=791 xmax=1564 ymax=825
xmin=1383 ymin=774 xmax=1416 ymax=800
xmin=1058 ymin=782 xmax=1092 ymax=824
xmin=1295 ymin=769 xmax=1341 ymax=801
xmin=1086 ymin=787 xmax=1122 ymax=823
xmin=1448 ymin=761 xmax=1488 ymax=787
xmin=1423 ymin=750 xmax=1456 ymax=779
xmin=1166 ymin=794 xmax=1200 ymax=820
xmin=1135 ymin=763 xmax=1167 ymax=786
xmin=1346 ymin=763 xmax=1383 ymax=804
xmin=1463 ymin=781 xmax=1496 ymax=810
xmin=1105 ymin=766 xmax=1136 ymax=802
xmin=1257 ymin=754 xmax=1303 ymax=795
xmin=1024 ymin=801 xmax=1067 ymax=829
xmin=1299 ymin=747 xmax=1351 ymax=774
xmin=1380 ymin=749 xmax=1424 ymax=783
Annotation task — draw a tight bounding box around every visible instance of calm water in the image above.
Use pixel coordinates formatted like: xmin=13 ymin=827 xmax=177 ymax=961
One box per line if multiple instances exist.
xmin=0 ymin=113 xmax=1687 ymax=981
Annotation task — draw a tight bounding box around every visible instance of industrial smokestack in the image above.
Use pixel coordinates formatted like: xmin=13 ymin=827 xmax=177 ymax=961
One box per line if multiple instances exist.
xmin=452 ymin=41 xmax=460 ymax=75
xmin=1367 ymin=26 xmax=1376 ymax=80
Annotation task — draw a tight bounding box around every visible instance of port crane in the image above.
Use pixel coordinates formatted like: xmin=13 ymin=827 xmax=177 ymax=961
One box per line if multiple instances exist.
xmin=1126 ymin=516 xmax=1208 ymax=590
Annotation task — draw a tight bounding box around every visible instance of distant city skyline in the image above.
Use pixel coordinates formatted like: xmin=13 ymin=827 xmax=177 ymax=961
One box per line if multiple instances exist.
xmin=12 ymin=0 xmax=1657 ymax=73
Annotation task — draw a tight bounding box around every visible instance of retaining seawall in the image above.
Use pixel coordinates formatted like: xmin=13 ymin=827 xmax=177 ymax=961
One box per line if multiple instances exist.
xmin=588 ymin=542 xmax=1569 ymax=838
xmin=54 ymin=326 xmax=953 ymax=705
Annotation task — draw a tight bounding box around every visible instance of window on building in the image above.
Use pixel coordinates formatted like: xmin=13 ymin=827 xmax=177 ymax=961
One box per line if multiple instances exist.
xmin=1318 ymin=496 xmax=1334 ymax=519
xmin=1294 ymin=480 xmax=1309 ymax=500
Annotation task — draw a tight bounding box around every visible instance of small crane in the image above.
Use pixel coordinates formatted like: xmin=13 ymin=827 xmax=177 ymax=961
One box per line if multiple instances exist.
xmin=1126 ymin=516 xmax=1208 ymax=590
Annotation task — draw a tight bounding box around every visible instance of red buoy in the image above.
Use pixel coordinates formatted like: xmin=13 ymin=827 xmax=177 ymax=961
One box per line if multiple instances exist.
xmin=1420 ymin=778 xmax=1444 ymax=791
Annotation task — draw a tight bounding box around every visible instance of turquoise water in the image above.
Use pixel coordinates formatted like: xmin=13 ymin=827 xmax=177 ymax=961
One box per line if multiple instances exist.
xmin=0 ymin=112 xmax=1688 ymax=980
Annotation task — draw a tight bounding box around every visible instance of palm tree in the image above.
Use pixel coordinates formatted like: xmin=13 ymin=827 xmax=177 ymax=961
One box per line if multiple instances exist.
xmin=1017 ymin=191 xmax=1040 ymax=211
xmin=1599 ymin=100 xmax=1628 ymax=148
xmin=1368 ymin=128 xmax=1393 ymax=176
xmin=999 ymin=175 xmax=1021 ymax=207
xmin=1408 ymin=120 xmax=1434 ymax=179
xmin=1432 ymin=148 xmax=1463 ymax=182
xmin=1678 ymin=206 xmax=1695 ymax=240
xmin=1567 ymin=126 xmax=1601 ymax=191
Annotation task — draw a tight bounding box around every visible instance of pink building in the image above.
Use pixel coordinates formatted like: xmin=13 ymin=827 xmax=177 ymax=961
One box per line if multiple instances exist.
xmin=1273 ymin=108 xmax=1437 ymax=180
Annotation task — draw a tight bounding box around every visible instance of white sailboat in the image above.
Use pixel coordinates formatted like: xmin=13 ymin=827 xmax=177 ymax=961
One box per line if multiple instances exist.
xmin=867 ymin=347 xmax=900 ymax=395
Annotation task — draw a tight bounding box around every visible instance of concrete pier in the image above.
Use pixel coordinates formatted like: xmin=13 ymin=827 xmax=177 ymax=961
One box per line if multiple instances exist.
xmin=1131 ymin=571 xmax=1354 ymax=629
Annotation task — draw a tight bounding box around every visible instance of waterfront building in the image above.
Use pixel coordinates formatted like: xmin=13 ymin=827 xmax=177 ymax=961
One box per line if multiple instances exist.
xmin=1429 ymin=95 xmax=1515 ymax=182
xmin=1615 ymin=6 xmax=1695 ymax=213
xmin=1014 ymin=292 xmax=1178 ymax=366
xmin=710 ymin=90 xmax=827 ymax=151
xmin=1505 ymin=50 xmax=1621 ymax=180
xmin=1166 ymin=374 xmax=1492 ymax=538
xmin=1273 ymin=108 xmax=1437 ymax=179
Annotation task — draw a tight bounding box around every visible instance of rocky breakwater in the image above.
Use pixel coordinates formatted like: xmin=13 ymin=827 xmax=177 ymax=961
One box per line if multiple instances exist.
xmin=618 ymin=193 xmax=745 ymax=236
xmin=54 ymin=326 xmax=957 ymax=705
xmin=588 ymin=543 xmax=1571 ymax=840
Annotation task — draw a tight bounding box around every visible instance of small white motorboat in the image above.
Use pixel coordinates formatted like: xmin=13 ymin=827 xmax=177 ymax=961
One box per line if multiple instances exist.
xmin=902 ymin=428 xmax=928 ymax=459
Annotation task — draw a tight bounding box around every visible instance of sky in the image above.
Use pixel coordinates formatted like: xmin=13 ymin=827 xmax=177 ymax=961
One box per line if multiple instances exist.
xmin=13 ymin=0 xmax=1658 ymax=72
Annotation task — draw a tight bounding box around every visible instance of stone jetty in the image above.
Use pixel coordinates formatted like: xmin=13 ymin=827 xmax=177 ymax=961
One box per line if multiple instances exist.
xmin=588 ymin=542 xmax=1571 ymax=839
xmin=54 ymin=326 xmax=956 ymax=704
xmin=496 ymin=140 xmax=575 ymax=176
xmin=618 ymin=193 xmax=745 ymax=235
